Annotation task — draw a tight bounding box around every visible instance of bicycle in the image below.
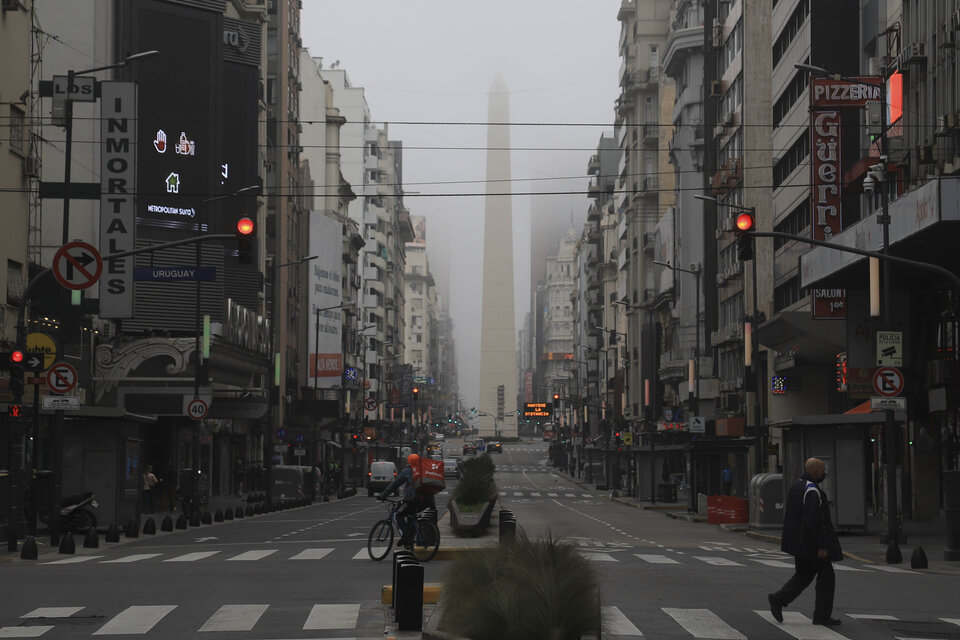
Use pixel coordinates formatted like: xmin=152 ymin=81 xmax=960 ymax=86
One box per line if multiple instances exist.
xmin=367 ymin=497 xmax=440 ymax=562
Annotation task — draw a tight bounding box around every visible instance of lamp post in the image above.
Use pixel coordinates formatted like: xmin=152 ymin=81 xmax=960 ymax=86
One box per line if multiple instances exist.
xmin=654 ymin=261 xmax=701 ymax=512
xmin=595 ymin=325 xmax=625 ymax=490
xmin=796 ymin=63 xmax=903 ymax=561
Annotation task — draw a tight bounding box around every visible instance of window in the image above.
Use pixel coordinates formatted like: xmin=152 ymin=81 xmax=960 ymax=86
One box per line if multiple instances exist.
xmin=415 ymin=333 xmax=423 ymax=343
xmin=773 ymin=129 xmax=809 ymax=188
xmin=7 ymin=260 xmax=23 ymax=304
xmin=772 ymin=0 xmax=809 ymax=69
xmin=774 ymin=200 xmax=810 ymax=251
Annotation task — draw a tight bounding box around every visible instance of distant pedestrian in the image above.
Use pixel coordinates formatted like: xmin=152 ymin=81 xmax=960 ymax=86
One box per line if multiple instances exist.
xmin=721 ymin=465 xmax=733 ymax=495
xmin=768 ymin=457 xmax=843 ymax=627
xmin=142 ymin=466 xmax=159 ymax=513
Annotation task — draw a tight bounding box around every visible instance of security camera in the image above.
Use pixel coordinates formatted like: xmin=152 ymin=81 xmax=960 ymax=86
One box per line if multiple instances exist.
xmin=863 ymin=174 xmax=876 ymax=195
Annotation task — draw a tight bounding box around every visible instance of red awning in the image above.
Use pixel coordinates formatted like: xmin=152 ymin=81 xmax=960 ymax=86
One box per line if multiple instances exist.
xmin=844 ymin=401 xmax=872 ymax=414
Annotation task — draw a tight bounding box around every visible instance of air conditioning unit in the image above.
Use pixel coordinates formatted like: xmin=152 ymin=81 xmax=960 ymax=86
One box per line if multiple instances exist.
xmin=715 ymin=274 xmax=726 ymax=286
xmin=23 ymin=156 xmax=40 ymax=177
xmin=709 ymin=80 xmax=725 ymax=97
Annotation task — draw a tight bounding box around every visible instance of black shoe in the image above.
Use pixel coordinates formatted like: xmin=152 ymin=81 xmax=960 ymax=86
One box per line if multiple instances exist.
xmin=813 ymin=618 xmax=842 ymax=626
xmin=768 ymin=594 xmax=783 ymax=623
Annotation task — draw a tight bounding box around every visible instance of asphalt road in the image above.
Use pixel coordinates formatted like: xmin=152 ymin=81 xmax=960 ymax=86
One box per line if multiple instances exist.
xmin=1 ymin=437 xmax=957 ymax=639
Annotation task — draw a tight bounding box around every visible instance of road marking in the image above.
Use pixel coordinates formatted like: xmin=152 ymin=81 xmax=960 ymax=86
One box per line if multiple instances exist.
xmin=0 ymin=627 xmax=53 ymax=637
xmin=564 ymin=493 xmax=576 ymax=497
xmin=21 ymin=608 xmax=83 ymax=618
xmin=601 ymin=606 xmax=642 ymax=636
xmin=847 ymin=614 xmax=898 ymax=620
xmin=754 ymin=610 xmax=847 ymax=639
xmin=693 ymin=556 xmax=744 ymax=566
xmin=198 ymin=604 xmax=268 ymax=632
xmin=868 ymin=565 xmax=917 ymax=574
xmin=102 ymin=554 xmax=162 ymax=564
xmin=354 ymin=548 xmax=381 ymax=559
xmin=581 ymin=493 xmax=592 ymax=497
xmin=943 ymin=618 xmax=960 ymax=627
xmin=582 ymin=552 xmax=617 ymax=562
xmin=635 ymin=554 xmax=679 ymax=564
xmin=227 ymin=550 xmax=278 ymax=562
xmin=547 ymin=492 xmax=558 ymax=497
xmin=833 ymin=564 xmax=869 ymax=572
xmin=290 ymin=548 xmax=334 ymax=560
xmin=513 ymin=491 xmax=524 ymax=496
xmin=93 ymin=605 xmax=176 ymax=635
xmin=41 ymin=556 xmax=103 ymax=565
xmin=530 ymin=492 xmax=541 ymax=497
xmin=164 ymin=551 xmax=220 ymax=562
xmin=750 ymin=558 xmax=794 ymax=568
xmin=663 ymin=608 xmax=746 ymax=639
xmin=303 ymin=604 xmax=360 ymax=630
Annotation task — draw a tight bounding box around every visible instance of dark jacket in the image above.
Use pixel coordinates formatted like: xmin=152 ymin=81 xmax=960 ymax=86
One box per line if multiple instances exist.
xmin=382 ymin=466 xmax=416 ymax=501
xmin=780 ymin=472 xmax=843 ymax=561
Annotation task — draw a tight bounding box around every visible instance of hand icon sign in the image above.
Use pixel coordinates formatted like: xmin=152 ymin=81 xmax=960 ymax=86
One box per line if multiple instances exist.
xmin=153 ymin=129 xmax=167 ymax=153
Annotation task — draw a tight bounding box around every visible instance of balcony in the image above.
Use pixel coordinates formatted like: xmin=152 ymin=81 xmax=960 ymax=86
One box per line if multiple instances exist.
xmin=642 ymin=232 xmax=655 ymax=254
xmin=588 ymin=176 xmax=601 ymax=198
xmin=642 ymin=175 xmax=659 ymax=192
xmin=587 ymin=203 xmax=604 ymax=222
xmin=710 ymin=158 xmax=742 ymax=196
xmin=587 ymin=154 xmax=600 ymax=175
xmin=642 ymin=123 xmax=659 ymax=144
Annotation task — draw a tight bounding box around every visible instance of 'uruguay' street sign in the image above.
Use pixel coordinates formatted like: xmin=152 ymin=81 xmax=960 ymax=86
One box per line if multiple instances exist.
xmin=134 ymin=266 xmax=216 ymax=281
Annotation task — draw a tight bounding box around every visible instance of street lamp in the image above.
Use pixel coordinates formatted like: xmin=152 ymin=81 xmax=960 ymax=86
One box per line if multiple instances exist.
xmin=795 ymin=62 xmax=903 ymax=561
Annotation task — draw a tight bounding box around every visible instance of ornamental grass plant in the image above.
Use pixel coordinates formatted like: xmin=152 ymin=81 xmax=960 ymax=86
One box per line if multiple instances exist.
xmin=439 ymin=532 xmax=601 ymax=640
xmin=451 ymin=454 xmax=497 ymax=506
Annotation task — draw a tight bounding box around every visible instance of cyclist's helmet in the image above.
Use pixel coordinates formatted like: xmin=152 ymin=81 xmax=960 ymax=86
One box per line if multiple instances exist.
xmin=407 ymin=453 xmax=420 ymax=467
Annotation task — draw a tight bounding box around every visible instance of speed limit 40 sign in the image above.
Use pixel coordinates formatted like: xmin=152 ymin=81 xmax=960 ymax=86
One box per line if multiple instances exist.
xmin=186 ymin=397 xmax=209 ymax=420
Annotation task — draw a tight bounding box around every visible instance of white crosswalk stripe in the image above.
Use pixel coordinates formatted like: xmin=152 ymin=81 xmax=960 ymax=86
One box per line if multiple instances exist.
xmin=93 ymin=605 xmax=176 ymax=635
xmin=635 ymin=553 xmax=679 ymax=564
xmin=41 ymin=555 xmax=103 ymax=565
xmin=602 ymin=606 xmax=643 ymax=636
xmin=164 ymin=551 xmax=220 ymax=563
xmin=663 ymin=608 xmax=745 ymax=639
xmin=303 ymin=604 xmax=360 ymax=630
xmin=289 ymin=548 xmax=333 ymax=560
xmin=754 ymin=610 xmax=848 ymax=639
xmin=0 ymin=626 xmax=53 ymax=637
xmin=21 ymin=608 xmax=83 ymax=618
xmin=198 ymin=604 xmax=268 ymax=632
xmin=582 ymin=552 xmax=617 ymax=562
xmin=102 ymin=554 xmax=162 ymax=564
xmin=693 ymin=556 xmax=744 ymax=566
xmin=226 ymin=549 xmax=277 ymax=561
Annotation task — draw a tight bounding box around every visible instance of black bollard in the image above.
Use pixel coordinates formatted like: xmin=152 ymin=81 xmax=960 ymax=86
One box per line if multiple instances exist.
xmin=214 ymin=508 xmax=224 ymax=522
xmin=238 ymin=506 xmax=247 ymax=519
xmin=175 ymin=513 xmax=188 ymax=529
xmin=392 ymin=550 xmax=415 ymax=609
xmin=125 ymin=519 xmax=140 ymax=538
xmin=143 ymin=518 xmax=157 ymax=535
xmin=201 ymin=511 xmax=212 ymax=525
xmin=58 ymin=533 xmax=76 ymax=555
xmin=910 ymin=546 xmax=928 ymax=569
xmin=886 ymin=540 xmax=902 ymax=564
xmin=83 ymin=527 xmax=99 ymax=548
xmin=20 ymin=536 xmax=38 ymax=560
xmin=224 ymin=508 xmax=233 ymax=521
xmin=106 ymin=522 xmax=121 ymax=542
xmin=498 ymin=510 xmax=514 ymax=539
xmin=500 ymin=516 xmax=517 ymax=542
xmin=395 ymin=559 xmax=424 ymax=631
xmin=189 ymin=511 xmax=201 ymax=527
xmin=161 ymin=515 xmax=174 ymax=531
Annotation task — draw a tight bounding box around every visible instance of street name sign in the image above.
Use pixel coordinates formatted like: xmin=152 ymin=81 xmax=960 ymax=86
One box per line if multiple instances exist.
xmin=870 ymin=396 xmax=906 ymax=411
xmin=42 ymin=395 xmax=80 ymax=411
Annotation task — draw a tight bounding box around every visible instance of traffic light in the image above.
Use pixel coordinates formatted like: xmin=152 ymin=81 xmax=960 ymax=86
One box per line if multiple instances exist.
xmin=734 ymin=210 xmax=755 ymax=261
xmin=412 ymin=386 xmax=419 ymax=401
xmin=5 ymin=349 xmax=26 ymax=402
xmin=236 ymin=217 xmax=255 ymax=264
xmin=553 ymin=392 xmax=560 ymax=402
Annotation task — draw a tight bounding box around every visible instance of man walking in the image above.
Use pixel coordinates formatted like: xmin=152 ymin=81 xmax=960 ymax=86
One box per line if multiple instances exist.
xmin=768 ymin=457 xmax=843 ymax=626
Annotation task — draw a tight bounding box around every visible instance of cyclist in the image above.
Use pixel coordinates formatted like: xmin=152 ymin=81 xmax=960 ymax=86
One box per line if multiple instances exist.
xmin=378 ymin=453 xmax=435 ymax=546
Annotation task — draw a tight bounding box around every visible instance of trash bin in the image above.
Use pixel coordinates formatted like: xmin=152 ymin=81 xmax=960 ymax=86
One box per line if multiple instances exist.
xmin=748 ymin=473 xmax=784 ymax=530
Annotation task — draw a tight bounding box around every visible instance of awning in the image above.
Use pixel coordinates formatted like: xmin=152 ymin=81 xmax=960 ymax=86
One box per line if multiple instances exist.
xmin=753 ymin=311 xmax=846 ymax=365
xmin=844 ymin=401 xmax=872 ymax=414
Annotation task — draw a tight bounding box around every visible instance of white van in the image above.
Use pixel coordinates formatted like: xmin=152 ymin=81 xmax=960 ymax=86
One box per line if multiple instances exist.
xmin=367 ymin=460 xmax=397 ymax=497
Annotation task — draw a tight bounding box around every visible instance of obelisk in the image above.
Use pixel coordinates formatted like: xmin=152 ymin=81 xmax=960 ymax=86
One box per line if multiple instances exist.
xmin=478 ymin=73 xmax=517 ymax=438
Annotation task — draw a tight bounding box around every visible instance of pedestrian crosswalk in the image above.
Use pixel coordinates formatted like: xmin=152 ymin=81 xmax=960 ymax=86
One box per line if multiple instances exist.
xmin=2 ymin=604 xmax=957 ymax=638
xmin=499 ymin=490 xmax=596 ymax=498
xmin=39 ymin=547 xmax=352 ymax=566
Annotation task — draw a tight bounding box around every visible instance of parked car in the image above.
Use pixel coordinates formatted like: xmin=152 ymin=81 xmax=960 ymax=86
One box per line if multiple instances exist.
xmin=443 ymin=458 xmax=460 ymax=479
xmin=367 ymin=460 xmax=397 ymax=497
xmin=488 ymin=441 xmax=502 ymax=453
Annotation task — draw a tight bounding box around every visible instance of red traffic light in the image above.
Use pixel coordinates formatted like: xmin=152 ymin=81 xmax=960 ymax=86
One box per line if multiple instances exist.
xmin=237 ymin=217 xmax=255 ymax=235
xmin=9 ymin=350 xmax=24 ymax=364
xmin=735 ymin=212 xmax=754 ymax=231
xmin=553 ymin=393 xmax=560 ymax=401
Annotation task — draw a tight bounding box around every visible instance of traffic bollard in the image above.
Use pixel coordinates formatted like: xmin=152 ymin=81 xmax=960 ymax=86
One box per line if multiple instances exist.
xmin=83 ymin=527 xmax=99 ymax=548
xmin=911 ymin=546 xmax=928 ymax=569
xmin=392 ymin=549 xmax=415 ymax=608
xmin=105 ymin=522 xmax=121 ymax=542
xmin=189 ymin=511 xmax=201 ymax=527
xmin=160 ymin=515 xmax=174 ymax=531
xmin=214 ymin=508 xmax=224 ymax=522
xmin=237 ymin=506 xmax=246 ymax=519
xmin=125 ymin=519 xmax=140 ymax=538
xmin=201 ymin=510 xmax=213 ymax=525
xmin=143 ymin=517 xmax=157 ymax=535
xmin=224 ymin=508 xmax=234 ymax=521
xmin=58 ymin=533 xmax=76 ymax=555
xmin=498 ymin=510 xmax=514 ymax=539
xmin=175 ymin=514 xmax=188 ymax=529
xmin=395 ymin=559 xmax=424 ymax=631
xmin=20 ymin=536 xmax=38 ymax=560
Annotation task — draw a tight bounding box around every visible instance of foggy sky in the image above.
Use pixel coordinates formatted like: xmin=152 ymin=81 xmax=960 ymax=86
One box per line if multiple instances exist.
xmin=300 ymin=2 xmax=621 ymax=408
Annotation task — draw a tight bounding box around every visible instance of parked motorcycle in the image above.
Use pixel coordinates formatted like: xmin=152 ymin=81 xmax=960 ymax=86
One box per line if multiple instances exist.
xmin=39 ymin=492 xmax=99 ymax=533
